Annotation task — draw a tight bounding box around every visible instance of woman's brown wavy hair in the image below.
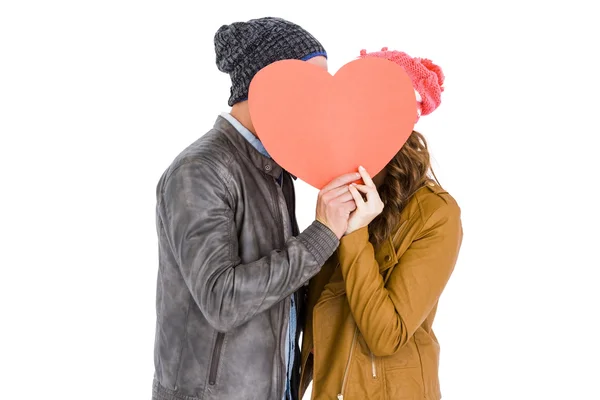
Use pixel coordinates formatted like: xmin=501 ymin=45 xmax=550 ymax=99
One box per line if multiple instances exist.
xmin=369 ymin=130 xmax=438 ymax=246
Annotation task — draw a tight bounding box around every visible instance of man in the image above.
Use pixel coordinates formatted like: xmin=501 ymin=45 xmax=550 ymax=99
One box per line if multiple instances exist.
xmin=152 ymin=17 xmax=359 ymax=400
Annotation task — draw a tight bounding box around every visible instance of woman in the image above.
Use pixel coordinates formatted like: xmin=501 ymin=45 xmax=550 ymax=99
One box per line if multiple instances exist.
xmin=299 ymin=48 xmax=463 ymax=400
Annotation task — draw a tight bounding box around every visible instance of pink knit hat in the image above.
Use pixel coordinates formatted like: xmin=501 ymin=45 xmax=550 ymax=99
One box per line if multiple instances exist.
xmin=359 ymin=47 xmax=445 ymax=122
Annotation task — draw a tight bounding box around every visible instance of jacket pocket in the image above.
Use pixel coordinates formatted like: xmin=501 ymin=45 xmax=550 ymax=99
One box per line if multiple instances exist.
xmin=384 ymin=368 xmax=424 ymax=400
xmin=153 ymin=379 xmax=203 ymax=400
xmin=208 ymin=332 xmax=225 ymax=385
xmin=383 ymin=338 xmax=420 ymax=371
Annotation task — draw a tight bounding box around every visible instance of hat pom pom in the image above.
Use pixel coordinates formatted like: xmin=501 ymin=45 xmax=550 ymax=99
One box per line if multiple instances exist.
xmin=419 ymin=58 xmax=445 ymax=90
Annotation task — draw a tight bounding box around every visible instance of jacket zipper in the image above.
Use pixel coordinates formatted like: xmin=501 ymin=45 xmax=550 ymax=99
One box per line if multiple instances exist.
xmin=337 ymin=327 xmax=358 ymax=400
xmin=370 ymin=351 xmax=377 ymax=378
xmin=266 ymin=178 xmax=283 ymax=238
xmin=208 ymin=332 xmax=225 ymax=385
xmin=275 ymin=180 xmax=291 ymax=241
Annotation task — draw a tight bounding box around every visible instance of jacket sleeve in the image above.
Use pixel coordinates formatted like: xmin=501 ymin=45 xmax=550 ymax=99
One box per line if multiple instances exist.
xmin=158 ymin=160 xmax=339 ymax=332
xmin=337 ymin=203 xmax=462 ymax=356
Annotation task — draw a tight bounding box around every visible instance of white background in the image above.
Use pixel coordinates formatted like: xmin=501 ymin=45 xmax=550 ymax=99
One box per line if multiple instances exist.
xmin=1 ymin=1 xmax=599 ymax=399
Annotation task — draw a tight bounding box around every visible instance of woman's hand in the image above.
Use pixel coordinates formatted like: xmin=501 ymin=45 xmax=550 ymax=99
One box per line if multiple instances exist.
xmin=345 ymin=166 xmax=384 ymax=236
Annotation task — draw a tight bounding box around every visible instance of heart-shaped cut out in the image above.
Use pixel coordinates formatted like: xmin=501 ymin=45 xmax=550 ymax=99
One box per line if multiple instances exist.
xmin=248 ymin=57 xmax=417 ymax=189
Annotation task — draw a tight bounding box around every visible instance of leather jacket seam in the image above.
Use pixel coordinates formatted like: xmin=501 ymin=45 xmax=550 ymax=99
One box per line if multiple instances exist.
xmin=159 ymin=157 xmax=235 ymax=222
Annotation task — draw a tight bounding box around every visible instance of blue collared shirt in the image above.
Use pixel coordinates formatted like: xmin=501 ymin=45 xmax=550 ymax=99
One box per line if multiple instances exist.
xmin=220 ymin=113 xmax=296 ymax=400
xmin=221 ymin=113 xmax=270 ymax=158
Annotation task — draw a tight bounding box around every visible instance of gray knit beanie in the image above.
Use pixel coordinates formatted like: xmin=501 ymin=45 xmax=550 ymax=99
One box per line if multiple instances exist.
xmin=214 ymin=17 xmax=327 ymax=106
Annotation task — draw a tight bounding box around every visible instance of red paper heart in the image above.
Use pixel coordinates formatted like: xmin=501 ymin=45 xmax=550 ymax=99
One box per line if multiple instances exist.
xmin=248 ymin=57 xmax=417 ymax=189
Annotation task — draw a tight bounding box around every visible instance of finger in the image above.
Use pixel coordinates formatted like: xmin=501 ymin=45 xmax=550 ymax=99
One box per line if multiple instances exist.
xmin=346 ymin=200 xmax=357 ymax=213
xmin=341 ymin=199 xmax=357 ymax=213
xmin=352 ymin=183 xmax=378 ymax=202
xmin=348 ymin=184 xmax=365 ymax=207
xmin=324 ymin=184 xmax=350 ymax=200
xmin=351 ymin=184 xmax=374 ymax=194
xmin=321 ymin=172 xmax=362 ymax=193
xmin=332 ymin=191 xmax=354 ymax=204
xmin=358 ymin=166 xmax=375 ymax=187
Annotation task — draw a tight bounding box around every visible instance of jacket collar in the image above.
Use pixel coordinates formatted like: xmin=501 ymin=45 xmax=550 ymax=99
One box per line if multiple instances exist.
xmin=220 ymin=113 xmax=271 ymax=158
xmin=214 ymin=115 xmax=285 ymax=180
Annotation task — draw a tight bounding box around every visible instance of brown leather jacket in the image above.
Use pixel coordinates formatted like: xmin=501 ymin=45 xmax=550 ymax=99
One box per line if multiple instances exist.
xmin=300 ymin=182 xmax=463 ymax=400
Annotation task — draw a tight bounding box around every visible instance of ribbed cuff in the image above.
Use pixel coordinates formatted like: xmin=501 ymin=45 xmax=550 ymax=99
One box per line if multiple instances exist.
xmin=298 ymin=220 xmax=340 ymax=266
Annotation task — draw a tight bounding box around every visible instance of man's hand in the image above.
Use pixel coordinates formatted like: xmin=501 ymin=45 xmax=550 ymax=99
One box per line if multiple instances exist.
xmin=316 ymin=172 xmax=361 ymax=239
xmin=345 ymin=166 xmax=384 ymax=236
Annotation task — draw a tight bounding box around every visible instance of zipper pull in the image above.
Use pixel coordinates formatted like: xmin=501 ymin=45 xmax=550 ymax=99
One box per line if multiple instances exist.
xmin=371 ymin=352 xmax=377 ymax=378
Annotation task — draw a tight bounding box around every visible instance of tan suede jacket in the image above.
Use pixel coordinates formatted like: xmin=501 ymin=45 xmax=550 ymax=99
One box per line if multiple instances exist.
xmin=300 ymin=181 xmax=463 ymax=400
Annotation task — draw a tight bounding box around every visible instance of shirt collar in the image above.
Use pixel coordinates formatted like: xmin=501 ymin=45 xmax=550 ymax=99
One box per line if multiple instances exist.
xmin=220 ymin=112 xmax=271 ymax=159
